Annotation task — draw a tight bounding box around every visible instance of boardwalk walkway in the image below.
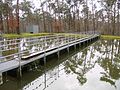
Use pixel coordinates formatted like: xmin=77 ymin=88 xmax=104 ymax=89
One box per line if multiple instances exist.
xmin=0 ymin=34 xmax=100 ymax=73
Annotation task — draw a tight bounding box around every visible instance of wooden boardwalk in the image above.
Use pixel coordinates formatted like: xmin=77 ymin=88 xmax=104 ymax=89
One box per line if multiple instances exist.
xmin=0 ymin=34 xmax=100 ymax=74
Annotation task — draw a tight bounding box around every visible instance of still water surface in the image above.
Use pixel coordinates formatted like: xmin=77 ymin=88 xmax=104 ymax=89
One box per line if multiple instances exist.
xmin=0 ymin=39 xmax=120 ymax=90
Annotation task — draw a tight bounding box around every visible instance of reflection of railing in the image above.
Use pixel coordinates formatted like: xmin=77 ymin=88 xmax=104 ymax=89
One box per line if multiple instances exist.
xmin=22 ymin=41 xmax=97 ymax=90
xmin=23 ymin=64 xmax=64 ymax=90
xmin=0 ymin=34 xmax=91 ymax=63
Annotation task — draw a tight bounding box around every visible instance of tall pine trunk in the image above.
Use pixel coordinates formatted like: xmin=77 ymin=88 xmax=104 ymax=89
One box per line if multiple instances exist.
xmin=16 ymin=0 xmax=20 ymax=34
xmin=0 ymin=0 xmax=3 ymax=33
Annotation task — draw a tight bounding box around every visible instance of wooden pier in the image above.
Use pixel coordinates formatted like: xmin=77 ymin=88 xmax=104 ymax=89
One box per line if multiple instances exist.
xmin=0 ymin=34 xmax=100 ymax=77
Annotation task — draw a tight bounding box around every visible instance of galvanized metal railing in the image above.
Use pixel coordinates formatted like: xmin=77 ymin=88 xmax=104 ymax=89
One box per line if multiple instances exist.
xmin=0 ymin=34 xmax=89 ymax=63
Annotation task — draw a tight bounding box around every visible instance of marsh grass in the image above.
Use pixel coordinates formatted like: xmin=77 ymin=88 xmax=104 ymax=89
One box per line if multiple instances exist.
xmin=3 ymin=33 xmax=52 ymax=38
xmin=101 ymin=35 xmax=120 ymax=40
xmin=3 ymin=33 xmax=89 ymax=39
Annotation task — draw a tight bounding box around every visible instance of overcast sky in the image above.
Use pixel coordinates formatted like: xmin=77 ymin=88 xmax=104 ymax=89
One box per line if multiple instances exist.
xmin=13 ymin=0 xmax=102 ymax=11
xmin=10 ymin=0 xmax=104 ymax=16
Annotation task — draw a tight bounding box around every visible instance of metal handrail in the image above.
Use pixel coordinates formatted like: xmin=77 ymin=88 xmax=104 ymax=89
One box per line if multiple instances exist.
xmin=0 ymin=34 xmax=90 ymax=63
xmin=0 ymin=35 xmax=64 ymax=48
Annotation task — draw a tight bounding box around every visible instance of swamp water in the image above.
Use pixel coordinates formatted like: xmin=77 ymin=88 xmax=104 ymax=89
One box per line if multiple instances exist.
xmin=0 ymin=39 xmax=120 ymax=90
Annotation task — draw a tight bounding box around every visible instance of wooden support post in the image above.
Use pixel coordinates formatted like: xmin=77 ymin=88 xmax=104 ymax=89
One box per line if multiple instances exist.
xmin=88 ymin=39 xmax=90 ymax=43
xmin=17 ymin=68 xmax=22 ymax=78
xmin=91 ymin=38 xmax=93 ymax=42
xmin=44 ymin=54 xmax=46 ymax=66
xmin=57 ymin=51 xmax=60 ymax=59
xmin=57 ymin=46 xmax=60 ymax=78
xmin=34 ymin=62 xmax=37 ymax=69
xmin=3 ymin=72 xmax=8 ymax=82
xmin=79 ymin=42 xmax=81 ymax=49
xmin=29 ymin=64 xmax=32 ymax=71
xmin=74 ymin=35 xmax=77 ymax=50
xmin=74 ymin=44 xmax=76 ymax=50
xmin=90 ymin=39 xmax=91 ymax=42
xmin=67 ymin=47 xmax=69 ymax=53
xmin=86 ymin=40 xmax=88 ymax=45
xmin=0 ymin=73 xmax=3 ymax=85
xmin=90 ymin=38 xmax=92 ymax=42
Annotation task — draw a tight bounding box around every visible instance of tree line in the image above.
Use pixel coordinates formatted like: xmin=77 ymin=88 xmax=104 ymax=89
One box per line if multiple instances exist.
xmin=0 ymin=0 xmax=120 ymax=35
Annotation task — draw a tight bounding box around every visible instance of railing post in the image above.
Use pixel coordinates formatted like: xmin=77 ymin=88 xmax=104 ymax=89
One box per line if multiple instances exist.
xmin=43 ymin=36 xmax=47 ymax=88
xmin=67 ymin=35 xmax=69 ymax=53
xmin=0 ymin=32 xmax=3 ymax=62
xmin=0 ymin=41 xmax=2 ymax=58
xmin=18 ymin=38 xmax=22 ymax=78
xmin=44 ymin=36 xmax=46 ymax=65
xmin=74 ymin=35 xmax=76 ymax=50
xmin=57 ymin=35 xmax=60 ymax=59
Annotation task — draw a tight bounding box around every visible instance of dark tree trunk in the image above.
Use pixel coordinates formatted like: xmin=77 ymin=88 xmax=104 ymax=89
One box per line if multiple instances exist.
xmin=113 ymin=4 xmax=116 ymax=35
xmin=117 ymin=10 xmax=120 ymax=36
xmin=0 ymin=0 xmax=3 ymax=33
xmin=42 ymin=9 xmax=46 ymax=32
xmin=16 ymin=0 xmax=20 ymax=34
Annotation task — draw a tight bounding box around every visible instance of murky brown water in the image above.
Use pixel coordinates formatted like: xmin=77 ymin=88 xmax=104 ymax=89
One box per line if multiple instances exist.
xmin=0 ymin=39 xmax=120 ymax=90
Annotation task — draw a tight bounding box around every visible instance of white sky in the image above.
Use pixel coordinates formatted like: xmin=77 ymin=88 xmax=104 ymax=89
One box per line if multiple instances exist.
xmin=16 ymin=0 xmax=102 ymax=11
xmin=11 ymin=0 xmax=104 ymax=17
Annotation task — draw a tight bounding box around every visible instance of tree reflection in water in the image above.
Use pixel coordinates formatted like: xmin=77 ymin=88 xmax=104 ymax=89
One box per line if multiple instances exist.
xmin=64 ymin=39 xmax=120 ymax=87
xmin=64 ymin=44 xmax=97 ymax=85
xmin=97 ymin=40 xmax=120 ymax=88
